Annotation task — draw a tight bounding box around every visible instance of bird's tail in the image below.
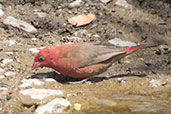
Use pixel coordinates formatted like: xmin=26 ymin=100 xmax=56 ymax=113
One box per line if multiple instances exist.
xmin=126 ymin=44 xmax=157 ymax=54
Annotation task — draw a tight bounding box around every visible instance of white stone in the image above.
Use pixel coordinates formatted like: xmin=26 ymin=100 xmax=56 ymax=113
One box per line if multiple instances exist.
xmin=6 ymin=52 xmax=13 ymax=55
xmin=29 ymin=48 xmax=39 ymax=54
xmin=69 ymin=0 xmax=83 ymax=7
xmin=19 ymin=88 xmax=63 ymax=100
xmin=4 ymin=72 xmax=16 ymax=77
xmin=0 ymin=9 xmax=4 ymax=17
xmin=34 ymin=98 xmax=71 ymax=114
xmin=6 ymin=40 xmax=16 ymax=46
xmin=117 ymin=78 xmax=126 ymax=83
xmin=1 ymin=59 xmax=13 ymax=66
xmin=150 ymin=79 xmax=161 ymax=87
xmin=115 ymin=0 xmax=130 ymax=8
xmin=3 ymin=16 xmax=37 ymax=33
xmin=0 ymin=87 xmax=8 ymax=91
xmin=19 ymin=79 xmax=45 ymax=88
xmin=100 ymin=0 xmax=111 ymax=4
xmin=44 ymin=78 xmax=56 ymax=82
xmin=31 ymin=38 xmax=38 ymax=41
xmin=0 ymin=75 xmax=5 ymax=79
xmin=0 ymin=68 xmax=5 ymax=73
xmin=108 ymin=38 xmax=137 ymax=47
xmin=34 ymin=12 xmax=46 ymax=18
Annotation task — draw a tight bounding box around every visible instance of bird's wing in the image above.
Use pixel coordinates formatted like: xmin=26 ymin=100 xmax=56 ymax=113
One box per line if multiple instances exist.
xmin=60 ymin=43 xmax=126 ymax=68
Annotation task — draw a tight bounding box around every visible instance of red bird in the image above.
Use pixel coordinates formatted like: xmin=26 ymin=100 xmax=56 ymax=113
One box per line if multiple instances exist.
xmin=32 ymin=43 xmax=154 ymax=79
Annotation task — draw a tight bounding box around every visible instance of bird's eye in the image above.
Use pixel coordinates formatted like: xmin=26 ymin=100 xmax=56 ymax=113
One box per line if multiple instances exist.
xmin=39 ymin=56 xmax=44 ymax=62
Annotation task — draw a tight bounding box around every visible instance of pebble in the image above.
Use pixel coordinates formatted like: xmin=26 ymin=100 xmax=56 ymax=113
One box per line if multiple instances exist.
xmin=4 ymin=72 xmax=16 ymax=77
xmin=5 ymin=52 xmax=13 ymax=55
xmin=108 ymin=38 xmax=137 ymax=47
xmin=19 ymin=79 xmax=45 ymax=88
xmin=44 ymin=78 xmax=56 ymax=82
xmin=0 ymin=68 xmax=5 ymax=73
xmin=28 ymin=48 xmax=39 ymax=54
xmin=100 ymin=0 xmax=111 ymax=4
xmin=150 ymin=79 xmax=167 ymax=87
xmin=115 ymin=0 xmax=130 ymax=8
xmin=0 ymin=9 xmax=4 ymax=17
xmin=0 ymin=75 xmax=5 ymax=79
xmin=117 ymin=78 xmax=126 ymax=84
xmin=74 ymin=103 xmax=82 ymax=111
xmin=19 ymin=88 xmax=64 ymax=105
xmin=3 ymin=16 xmax=37 ymax=33
xmin=31 ymin=37 xmax=38 ymax=41
xmin=34 ymin=98 xmax=71 ymax=114
xmin=34 ymin=12 xmax=46 ymax=18
xmin=6 ymin=40 xmax=16 ymax=46
xmin=1 ymin=59 xmax=13 ymax=66
xmin=0 ymin=87 xmax=8 ymax=91
xmin=69 ymin=0 xmax=83 ymax=7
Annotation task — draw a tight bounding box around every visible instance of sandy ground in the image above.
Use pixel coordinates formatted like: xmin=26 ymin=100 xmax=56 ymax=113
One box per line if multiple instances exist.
xmin=0 ymin=0 xmax=171 ymax=114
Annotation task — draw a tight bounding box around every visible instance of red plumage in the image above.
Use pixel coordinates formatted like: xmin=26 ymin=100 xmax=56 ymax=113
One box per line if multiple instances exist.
xmin=32 ymin=43 xmax=154 ymax=78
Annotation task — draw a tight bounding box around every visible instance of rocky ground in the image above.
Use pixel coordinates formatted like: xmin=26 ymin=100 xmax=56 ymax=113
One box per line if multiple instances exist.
xmin=0 ymin=0 xmax=171 ymax=114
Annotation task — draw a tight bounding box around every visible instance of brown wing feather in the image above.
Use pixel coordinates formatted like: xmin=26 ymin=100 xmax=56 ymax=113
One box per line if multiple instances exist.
xmin=60 ymin=43 xmax=126 ymax=68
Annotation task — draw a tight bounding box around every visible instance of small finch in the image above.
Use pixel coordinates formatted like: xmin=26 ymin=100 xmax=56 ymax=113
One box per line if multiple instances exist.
xmin=32 ymin=43 xmax=155 ymax=79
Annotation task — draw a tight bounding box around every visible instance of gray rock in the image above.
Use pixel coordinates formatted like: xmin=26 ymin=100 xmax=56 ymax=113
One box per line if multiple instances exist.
xmin=28 ymin=48 xmax=40 ymax=54
xmin=115 ymin=0 xmax=130 ymax=8
xmin=18 ymin=88 xmax=64 ymax=105
xmin=1 ymin=59 xmax=13 ymax=66
xmin=4 ymin=72 xmax=16 ymax=77
xmin=3 ymin=16 xmax=37 ymax=33
xmin=19 ymin=79 xmax=45 ymax=88
xmin=34 ymin=98 xmax=71 ymax=114
xmin=69 ymin=0 xmax=83 ymax=7
xmin=108 ymin=38 xmax=137 ymax=47
xmin=100 ymin=0 xmax=111 ymax=4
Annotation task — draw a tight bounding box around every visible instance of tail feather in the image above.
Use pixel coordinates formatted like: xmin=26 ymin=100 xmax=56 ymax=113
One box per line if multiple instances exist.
xmin=126 ymin=44 xmax=157 ymax=54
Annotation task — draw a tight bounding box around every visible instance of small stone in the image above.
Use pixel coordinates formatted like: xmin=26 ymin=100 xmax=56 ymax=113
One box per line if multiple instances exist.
xmin=34 ymin=12 xmax=46 ymax=18
xmin=35 ymin=98 xmax=71 ymax=114
xmin=44 ymin=78 xmax=56 ymax=82
xmin=1 ymin=59 xmax=13 ymax=66
xmin=0 ymin=75 xmax=5 ymax=79
xmin=74 ymin=103 xmax=81 ymax=111
xmin=0 ymin=9 xmax=4 ymax=17
xmin=0 ymin=68 xmax=5 ymax=73
xmin=100 ymin=0 xmax=111 ymax=4
xmin=117 ymin=78 xmax=126 ymax=83
xmin=19 ymin=79 xmax=45 ymax=88
xmin=3 ymin=16 xmax=37 ymax=33
xmin=150 ymin=79 xmax=161 ymax=87
xmin=69 ymin=36 xmax=83 ymax=42
xmin=0 ymin=87 xmax=8 ymax=91
xmin=28 ymin=48 xmax=39 ymax=54
xmin=6 ymin=52 xmax=13 ymax=55
xmin=6 ymin=40 xmax=16 ymax=46
xmin=115 ymin=0 xmax=130 ymax=8
xmin=161 ymin=81 xmax=167 ymax=86
xmin=19 ymin=88 xmax=64 ymax=105
xmin=4 ymin=72 xmax=16 ymax=77
xmin=31 ymin=38 xmax=38 ymax=41
xmin=108 ymin=38 xmax=137 ymax=47
xmin=69 ymin=0 xmax=83 ymax=7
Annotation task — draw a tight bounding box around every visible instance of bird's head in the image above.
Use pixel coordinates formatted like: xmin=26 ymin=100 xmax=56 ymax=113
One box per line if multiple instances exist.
xmin=32 ymin=48 xmax=51 ymax=69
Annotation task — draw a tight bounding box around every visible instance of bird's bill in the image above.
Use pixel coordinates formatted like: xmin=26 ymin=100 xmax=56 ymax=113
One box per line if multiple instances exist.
xmin=32 ymin=62 xmax=40 ymax=69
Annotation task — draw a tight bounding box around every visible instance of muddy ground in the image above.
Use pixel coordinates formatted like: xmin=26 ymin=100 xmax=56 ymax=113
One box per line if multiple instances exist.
xmin=0 ymin=0 xmax=171 ymax=114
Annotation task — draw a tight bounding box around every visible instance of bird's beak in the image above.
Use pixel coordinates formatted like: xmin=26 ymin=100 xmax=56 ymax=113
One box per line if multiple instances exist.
xmin=32 ymin=62 xmax=40 ymax=69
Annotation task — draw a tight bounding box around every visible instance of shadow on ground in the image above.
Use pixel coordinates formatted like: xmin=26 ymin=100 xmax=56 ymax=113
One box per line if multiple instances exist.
xmin=29 ymin=71 xmax=146 ymax=84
